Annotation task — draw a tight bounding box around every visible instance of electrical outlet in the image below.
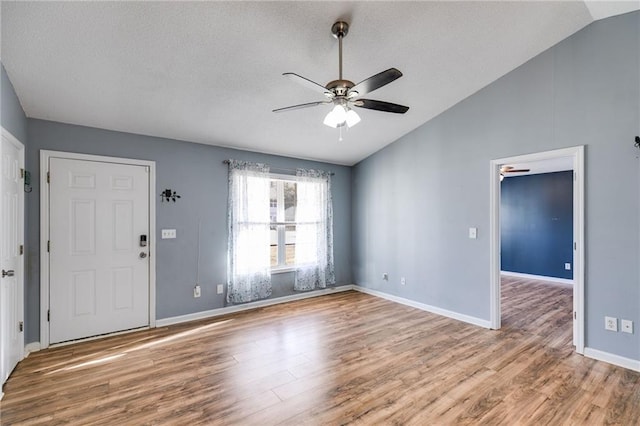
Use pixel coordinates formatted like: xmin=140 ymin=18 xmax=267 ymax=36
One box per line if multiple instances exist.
xmin=605 ymin=316 xmax=617 ymax=332
xmin=193 ymin=285 xmax=201 ymax=298
xmin=217 ymin=284 xmax=224 ymax=294
xmin=382 ymin=273 xmax=389 ymax=281
xmin=621 ymin=319 xmax=633 ymax=334
xmin=565 ymin=263 xmax=571 ymax=271
xmin=401 ymin=277 xmax=406 ymax=286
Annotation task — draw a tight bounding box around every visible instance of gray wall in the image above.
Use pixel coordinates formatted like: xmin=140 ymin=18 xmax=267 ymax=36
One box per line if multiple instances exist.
xmin=1 ymin=63 xmax=27 ymax=143
xmin=26 ymin=119 xmax=352 ymax=343
xmin=352 ymin=12 xmax=639 ymax=360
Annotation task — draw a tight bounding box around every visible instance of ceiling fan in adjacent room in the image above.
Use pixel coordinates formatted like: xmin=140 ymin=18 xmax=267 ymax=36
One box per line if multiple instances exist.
xmin=273 ymin=21 xmax=409 ymax=138
xmin=500 ymin=165 xmax=530 ymax=181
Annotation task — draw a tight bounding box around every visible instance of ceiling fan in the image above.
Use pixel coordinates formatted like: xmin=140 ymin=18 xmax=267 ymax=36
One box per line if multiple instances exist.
xmin=273 ymin=21 xmax=409 ymax=134
xmin=500 ymin=165 xmax=530 ymax=181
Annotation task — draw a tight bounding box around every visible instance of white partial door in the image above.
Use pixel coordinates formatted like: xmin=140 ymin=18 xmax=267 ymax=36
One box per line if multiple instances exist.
xmin=49 ymin=158 xmax=150 ymax=344
xmin=1 ymin=129 xmax=24 ymax=390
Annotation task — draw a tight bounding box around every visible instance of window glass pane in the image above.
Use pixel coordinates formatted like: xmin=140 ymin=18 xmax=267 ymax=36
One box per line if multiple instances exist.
xmin=285 ymin=225 xmax=296 ymax=266
xmin=270 ymin=225 xmax=278 ymax=267
xmin=284 ymin=181 xmax=297 ymax=222
xmin=270 ymin=181 xmax=277 ymax=223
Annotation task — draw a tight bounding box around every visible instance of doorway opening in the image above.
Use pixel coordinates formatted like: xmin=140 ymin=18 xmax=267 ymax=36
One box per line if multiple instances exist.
xmin=489 ymin=146 xmax=584 ymax=354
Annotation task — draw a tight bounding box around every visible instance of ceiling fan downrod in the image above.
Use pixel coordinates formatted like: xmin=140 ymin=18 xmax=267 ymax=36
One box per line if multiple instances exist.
xmin=331 ymin=21 xmax=349 ymax=81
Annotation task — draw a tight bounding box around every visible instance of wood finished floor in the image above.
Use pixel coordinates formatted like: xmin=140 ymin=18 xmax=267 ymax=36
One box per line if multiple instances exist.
xmin=2 ymin=277 xmax=639 ymax=425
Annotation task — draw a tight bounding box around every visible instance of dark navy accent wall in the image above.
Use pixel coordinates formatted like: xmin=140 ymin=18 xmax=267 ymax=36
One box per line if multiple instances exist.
xmin=501 ymin=171 xmax=573 ymax=279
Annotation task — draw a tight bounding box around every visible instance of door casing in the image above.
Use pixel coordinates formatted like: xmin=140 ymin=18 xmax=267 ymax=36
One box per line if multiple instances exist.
xmin=40 ymin=150 xmax=156 ymax=349
xmin=489 ymin=145 xmax=584 ymax=354
xmin=0 ymin=127 xmax=25 ymax=394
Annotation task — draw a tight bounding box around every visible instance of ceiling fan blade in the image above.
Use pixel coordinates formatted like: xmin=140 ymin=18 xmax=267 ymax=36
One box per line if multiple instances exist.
xmin=503 ymin=169 xmax=530 ymax=173
xmin=348 ymin=68 xmax=403 ymax=97
xmin=273 ymin=101 xmax=330 ymax=113
xmin=283 ymin=73 xmax=333 ymax=97
xmin=353 ymin=99 xmax=409 ymax=114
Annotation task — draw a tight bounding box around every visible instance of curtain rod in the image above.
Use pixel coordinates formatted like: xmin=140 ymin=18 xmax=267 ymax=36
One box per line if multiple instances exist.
xmin=222 ymin=160 xmax=335 ymax=176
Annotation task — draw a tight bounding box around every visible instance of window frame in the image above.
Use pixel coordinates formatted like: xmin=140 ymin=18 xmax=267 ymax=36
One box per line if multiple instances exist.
xmin=270 ymin=173 xmax=298 ymax=273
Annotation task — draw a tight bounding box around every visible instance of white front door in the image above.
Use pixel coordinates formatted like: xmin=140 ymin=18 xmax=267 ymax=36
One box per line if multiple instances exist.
xmin=0 ymin=129 xmax=25 ymax=391
xmin=49 ymin=158 xmax=150 ymax=344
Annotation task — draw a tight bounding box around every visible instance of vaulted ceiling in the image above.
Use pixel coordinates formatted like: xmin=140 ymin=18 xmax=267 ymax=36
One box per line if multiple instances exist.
xmin=2 ymin=1 xmax=637 ymax=165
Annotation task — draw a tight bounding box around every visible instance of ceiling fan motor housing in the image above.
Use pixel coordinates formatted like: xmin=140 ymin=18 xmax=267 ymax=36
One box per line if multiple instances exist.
xmin=326 ymin=79 xmax=355 ymax=97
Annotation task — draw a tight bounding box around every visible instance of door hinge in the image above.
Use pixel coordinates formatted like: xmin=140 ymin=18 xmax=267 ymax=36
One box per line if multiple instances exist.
xmin=574 ymin=242 xmax=577 ymax=250
xmin=48 ymin=310 xmax=50 ymax=322
xmin=47 ymin=240 xmax=51 ymax=252
xmin=19 ymin=244 xmax=24 ymax=255
xmin=20 ymin=168 xmax=25 ymax=179
xmin=574 ymin=172 xmax=576 ymax=181
xmin=47 ymin=171 xmax=50 ymax=183
xmin=574 ymin=311 xmax=577 ymax=320
xmin=19 ymin=321 xmax=24 ymax=332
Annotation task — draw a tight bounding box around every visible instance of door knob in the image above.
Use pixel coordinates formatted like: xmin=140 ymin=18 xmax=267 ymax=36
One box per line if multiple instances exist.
xmin=139 ymin=252 xmax=147 ymax=259
xmin=2 ymin=269 xmax=15 ymax=277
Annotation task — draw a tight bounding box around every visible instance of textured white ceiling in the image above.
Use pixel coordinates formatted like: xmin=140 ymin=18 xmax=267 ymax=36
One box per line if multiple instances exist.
xmin=1 ymin=1 xmax=638 ymax=165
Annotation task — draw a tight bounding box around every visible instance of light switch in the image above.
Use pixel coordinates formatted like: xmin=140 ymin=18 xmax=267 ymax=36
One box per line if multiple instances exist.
xmin=468 ymin=227 xmax=477 ymax=239
xmin=161 ymin=229 xmax=176 ymax=239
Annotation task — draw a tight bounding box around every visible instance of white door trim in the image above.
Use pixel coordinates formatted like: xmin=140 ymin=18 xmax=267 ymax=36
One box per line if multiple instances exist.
xmin=0 ymin=127 xmax=25 ymax=391
xmin=40 ymin=150 xmax=156 ymax=349
xmin=489 ymin=146 xmax=584 ymax=354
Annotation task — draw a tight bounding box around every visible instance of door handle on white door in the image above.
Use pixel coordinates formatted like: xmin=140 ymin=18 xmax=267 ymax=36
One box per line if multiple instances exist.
xmin=2 ymin=269 xmax=15 ymax=277
xmin=139 ymin=252 xmax=147 ymax=259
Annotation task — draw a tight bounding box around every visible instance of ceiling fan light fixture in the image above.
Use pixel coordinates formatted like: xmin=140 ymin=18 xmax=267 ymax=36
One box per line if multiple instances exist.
xmin=323 ymin=113 xmax=339 ymax=128
xmin=345 ymin=109 xmax=361 ymax=128
xmin=324 ymin=104 xmax=348 ymax=128
xmin=332 ymin=104 xmax=347 ymax=122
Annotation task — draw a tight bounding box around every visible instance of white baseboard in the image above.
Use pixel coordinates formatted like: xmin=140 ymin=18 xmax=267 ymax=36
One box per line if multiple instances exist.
xmin=584 ymin=347 xmax=640 ymax=372
xmin=501 ymin=270 xmax=573 ymax=286
xmin=25 ymin=342 xmax=41 ymax=356
xmin=156 ymin=285 xmax=356 ymax=327
xmin=146 ymin=284 xmax=493 ymax=332
xmin=352 ymin=286 xmax=491 ymax=329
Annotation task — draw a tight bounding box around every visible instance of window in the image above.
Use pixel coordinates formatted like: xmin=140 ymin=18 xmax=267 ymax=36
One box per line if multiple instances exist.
xmin=270 ymin=177 xmax=297 ymax=269
xmin=227 ymin=160 xmax=335 ymax=304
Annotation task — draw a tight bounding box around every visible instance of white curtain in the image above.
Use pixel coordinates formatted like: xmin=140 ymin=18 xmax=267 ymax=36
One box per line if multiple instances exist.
xmin=294 ymin=169 xmax=335 ymax=291
xmin=227 ymin=160 xmax=272 ymax=303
